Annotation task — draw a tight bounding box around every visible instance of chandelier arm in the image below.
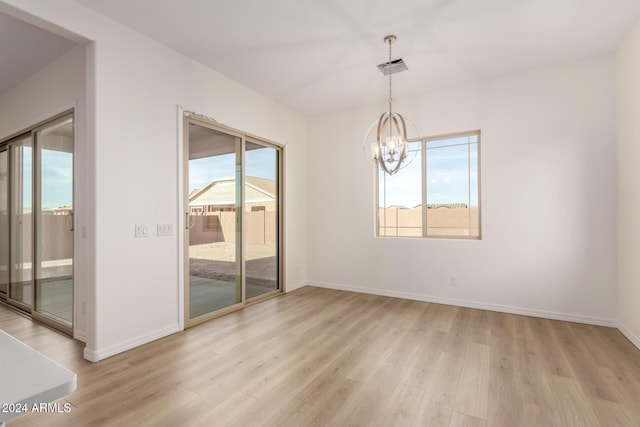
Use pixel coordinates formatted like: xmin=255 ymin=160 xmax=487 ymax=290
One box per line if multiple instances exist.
xmin=386 ymin=156 xmax=402 ymax=175
xmin=395 ymin=113 xmax=408 ymax=141
xmin=378 ymin=155 xmax=393 ymax=175
xmin=388 ymin=115 xmax=405 ymax=171
xmin=376 ymin=112 xmax=388 ymax=147
xmin=396 ymin=114 xmax=408 ymax=164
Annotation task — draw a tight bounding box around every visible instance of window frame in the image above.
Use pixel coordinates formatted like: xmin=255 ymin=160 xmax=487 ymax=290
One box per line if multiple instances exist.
xmin=375 ymin=129 xmax=481 ymax=240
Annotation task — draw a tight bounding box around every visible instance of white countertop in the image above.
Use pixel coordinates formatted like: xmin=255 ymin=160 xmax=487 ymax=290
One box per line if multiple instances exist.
xmin=0 ymin=330 xmax=76 ymax=424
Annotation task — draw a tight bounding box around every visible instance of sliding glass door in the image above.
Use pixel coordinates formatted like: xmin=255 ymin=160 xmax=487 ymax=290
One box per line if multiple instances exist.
xmin=0 ymin=113 xmax=74 ymax=334
xmin=184 ymin=117 xmax=282 ymax=325
xmin=34 ymin=116 xmax=74 ymax=327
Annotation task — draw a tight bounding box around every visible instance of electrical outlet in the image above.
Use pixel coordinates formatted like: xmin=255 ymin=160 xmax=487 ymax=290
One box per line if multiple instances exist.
xmin=82 ymin=301 xmax=87 ymax=314
xmin=449 ymin=275 xmax=457 ymax=286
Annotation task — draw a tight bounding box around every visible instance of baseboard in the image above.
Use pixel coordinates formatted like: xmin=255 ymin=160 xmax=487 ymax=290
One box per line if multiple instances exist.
xmin=309 ymin=281 xmax=617 ymax=328
xmin=286 ymin=281 xmax=307 ymax=292
xmin=618 ymin=322 xmax=640 ymax=351
xmin=83 ymin=324 xmax=180 ymax=362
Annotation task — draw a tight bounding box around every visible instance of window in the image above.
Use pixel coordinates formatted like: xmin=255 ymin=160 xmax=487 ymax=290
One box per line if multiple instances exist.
xmin=377 ymin=130 xmax=480 ymax=239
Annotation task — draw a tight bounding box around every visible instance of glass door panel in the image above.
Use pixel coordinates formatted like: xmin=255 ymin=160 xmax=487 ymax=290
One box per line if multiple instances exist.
xmin=0 ymin=149 xmax=7 ymax=297
xmin=245 ymin=142 xmax=279 ymax=299
xmin=9 ymin=136 xmax=33 ymax=307
xmin=187 ymin=123 xmax=242 ymax=319
xmin=35 ymin=117 xmax=74 ymax=326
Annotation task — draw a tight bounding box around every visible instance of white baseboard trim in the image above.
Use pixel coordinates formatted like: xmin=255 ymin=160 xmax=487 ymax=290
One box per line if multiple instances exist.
xmin=286 ymin=281 xmax=308 ymax=292
xmin=617 ymin=322 xmax=640 ymax=351
xmin=309 ymin=281 xmax=617 ymax=328
xmin=83 ymin=324 xmax=180 ymax=362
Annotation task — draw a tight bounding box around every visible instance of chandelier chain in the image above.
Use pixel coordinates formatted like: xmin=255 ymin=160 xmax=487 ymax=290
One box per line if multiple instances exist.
xmin=388 ymin=37 xmax=393 ymax=117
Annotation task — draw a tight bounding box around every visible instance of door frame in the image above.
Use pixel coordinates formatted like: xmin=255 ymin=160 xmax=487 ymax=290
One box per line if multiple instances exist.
xmin=182 ymin=112 xmax=285 ymax=328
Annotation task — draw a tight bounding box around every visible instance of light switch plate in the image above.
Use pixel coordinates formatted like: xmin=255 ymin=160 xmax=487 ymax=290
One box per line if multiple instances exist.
xmin=157 ymin=224 xmax=173 ymax=237
xmin=135 ymin=224 xmax=149 ymax=238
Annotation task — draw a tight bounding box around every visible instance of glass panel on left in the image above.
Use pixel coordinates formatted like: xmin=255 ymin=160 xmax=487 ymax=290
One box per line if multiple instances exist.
xmin=9 ymin=136 xmax=33 ymax=307
xmin=188 ymin=123 xmax=242 ymax=319
xmin=35 ymin=117 xmax=74 ymax=326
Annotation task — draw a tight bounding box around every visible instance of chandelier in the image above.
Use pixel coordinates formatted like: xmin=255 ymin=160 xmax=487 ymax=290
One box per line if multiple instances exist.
xmin=364 ymin=35 xmax=414 ymax=175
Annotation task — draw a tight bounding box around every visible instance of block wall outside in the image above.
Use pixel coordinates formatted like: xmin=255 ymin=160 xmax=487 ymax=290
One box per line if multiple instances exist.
xmin=378 ymin=207 xmax=480 ymax=237
xmin=189 ymin=210 xmax=277 ymax=246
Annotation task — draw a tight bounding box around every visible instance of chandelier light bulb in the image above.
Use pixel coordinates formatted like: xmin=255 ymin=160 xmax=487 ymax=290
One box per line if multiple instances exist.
xmin=386 ymin=135 xmax=396 ymax=152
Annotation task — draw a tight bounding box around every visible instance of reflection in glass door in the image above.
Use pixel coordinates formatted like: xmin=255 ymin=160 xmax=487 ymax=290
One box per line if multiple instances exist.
xmin=187 ymin=123 xmax=242 ymax=319
xmin=9 ymin=135 xmax=33 ymax=308
xmin=0 ymin=148 xmax=8 ymax=297
xmin=245 ymin=142 xmax=279 ymax=299
xmin=34 ymin=117 xmax=74 ymax=327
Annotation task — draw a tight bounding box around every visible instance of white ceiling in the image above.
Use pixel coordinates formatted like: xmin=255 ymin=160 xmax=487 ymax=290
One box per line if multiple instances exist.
xmin=0 ymin=11 xmax=76 ymax=97
xmin=4 ymin=1 xmax=640 ymax=117
xmin=71 ymin=0 xmax=640 ymax=116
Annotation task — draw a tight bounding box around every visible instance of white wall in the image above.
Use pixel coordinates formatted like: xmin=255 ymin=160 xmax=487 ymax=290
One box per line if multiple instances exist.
xmin=1 ymin=0 xmax=307 ymax=361
xmin=0 ymin=44 xmax=89 ymax=341
xmin=89 ymin=25 xmax=307 ymax=360
xmin=616 ymin=20 xmax=640 ymax=349
xmin=308 ymin=55 xmax=618 ymax=325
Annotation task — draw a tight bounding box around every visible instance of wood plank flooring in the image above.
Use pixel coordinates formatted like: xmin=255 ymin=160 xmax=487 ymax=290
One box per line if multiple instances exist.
xmin=2 ymin=286 xmax=640 ymax=426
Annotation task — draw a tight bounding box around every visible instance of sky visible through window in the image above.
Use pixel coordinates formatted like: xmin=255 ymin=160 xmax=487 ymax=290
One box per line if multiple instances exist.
xmin=18 ymin=148 xmax=73 ymax=211
xmin=189 ymin=147 xmax=276 ymax=191
xmin=41 ymin=150 xmax=72 ymax=210
xmin=379 ymin=135 xmax=478 ymax=208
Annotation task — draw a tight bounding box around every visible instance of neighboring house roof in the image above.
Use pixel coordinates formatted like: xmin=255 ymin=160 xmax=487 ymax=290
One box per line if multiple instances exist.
xmin=189 ymin=176 xmax=275 ymax=206
xmin=246 ymin=176 xmax=276 ymax=198
xmin=428 ymin=203 xmax=468 ymax=209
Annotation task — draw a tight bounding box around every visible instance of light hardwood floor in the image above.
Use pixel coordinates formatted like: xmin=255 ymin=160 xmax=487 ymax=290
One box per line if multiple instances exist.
xmin=3 ymin=286 xmax=640 ymax=426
